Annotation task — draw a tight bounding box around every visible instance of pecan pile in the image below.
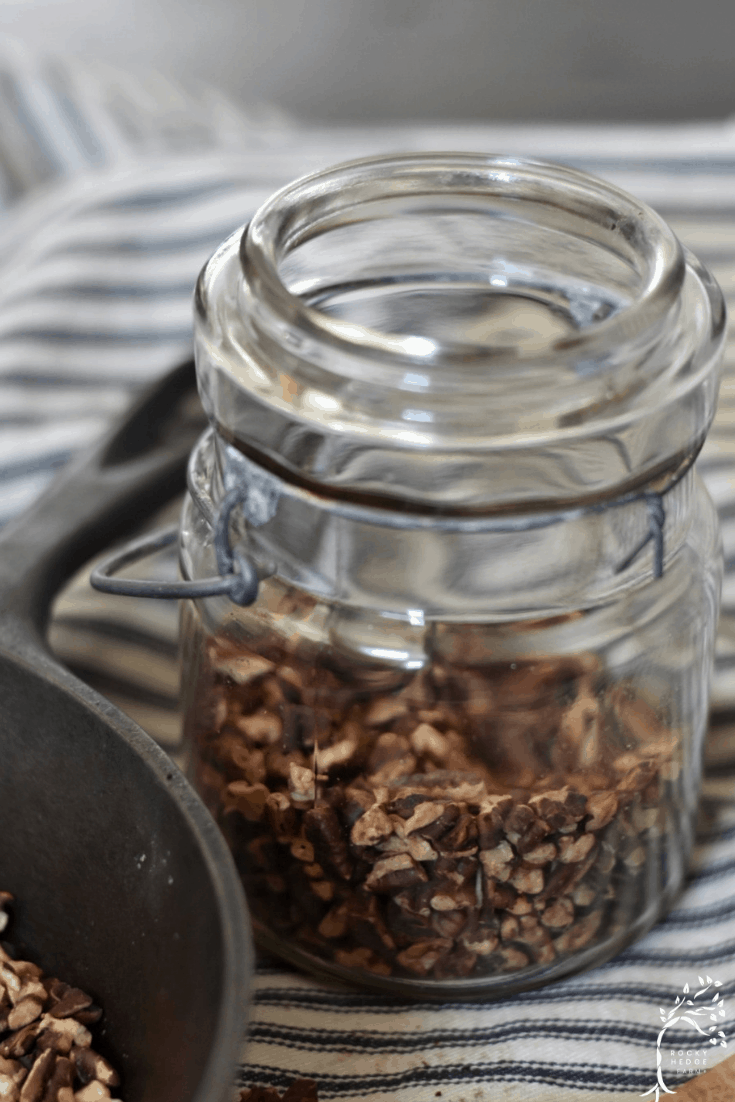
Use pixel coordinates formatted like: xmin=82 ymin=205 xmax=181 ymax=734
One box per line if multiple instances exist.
xmin=192 ymin=632 xmax=678 ymax=983
xmin=0 ymin=894 xmax=121 ymax=1102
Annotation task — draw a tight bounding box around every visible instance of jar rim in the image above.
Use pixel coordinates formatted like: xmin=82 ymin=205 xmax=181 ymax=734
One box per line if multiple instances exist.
xmin=194 ymin=152 xmax=724 ymax=508
xmin=241 ymin=152 xmax=685 ymax=372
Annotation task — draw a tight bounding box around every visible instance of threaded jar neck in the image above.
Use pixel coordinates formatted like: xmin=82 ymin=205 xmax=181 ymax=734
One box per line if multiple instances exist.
xmin=194 ymin=154 xmax=725 ymax=510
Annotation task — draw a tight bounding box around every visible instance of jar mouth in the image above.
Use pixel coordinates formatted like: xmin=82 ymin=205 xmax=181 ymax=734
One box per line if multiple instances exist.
xmin=241 ymin=153 xmax=684 ymax=378
xmin=195 ymin=153 xmax=724 ymax=508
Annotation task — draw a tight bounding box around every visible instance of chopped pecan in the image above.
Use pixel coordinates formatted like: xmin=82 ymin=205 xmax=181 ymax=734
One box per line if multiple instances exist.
xmin=236 ymin=712 xmax=283 ymax=746
xmin=529 ymin=787 xmax=587 ymax=831
xmin=404 ymin=836 xmax=439 ymax=863
xmin=386 ymin=792 xmax=433 ymax=819
xmin=315 ymin=735 xmax=359 ymax=773
xmin=558 ymin=690 xmax=601 ymax=770
xmin=409 ymin=723 xmax=448 ymax=760
xmin=0 ymin=1056 xmax=25 ymax=1084
xmin=47 ymin=987 xmax=93 ymax=1021
xmin=17 ymin=1047 xmax=54 ymax=1102
xmin=340 ymin=786 xmax=377 ymax=827
xmin=430 ymin=909 xmax=467 ymax=940
xmin=7 ymin=998 xmax=43 ymax=1031
xmin=342 ymin=895 xmax=396 ymax=954
xmin=289 ymin=839 xmax=315 ymax=863
xmin=402 ymin=802 xmax=447 ymax=835
xmin=304 ymin=806 xmax=353 ymax=880
xmin=509 ymin=866 xmax=544 ymax=895
xmin=277 ymin=664 xmax=305 ymax=694
xmin=506 ymin=894 xmax=534 ymax=916
xmin=519 ymin=914 xmax=554 ymax=949
xmin=500 ymin=914 xmax=520 ymax=940
xmin=0 ymin=1074 xmax=18 ymax=1102
xmin=41 ymin=1053 xmax=74 ymax=1098
xmin=396 ymin=939 xmax=452 ymax=976
xmin=214 ymin=653 xmax=274 ymax=685
xmin=585 ymin=792 xmax=618 ymax=832
xmin=288 ymin=762 xmax=315 ymax=806
xmin=522 ymin=842 xmax=557 ymax=866
xmin=541 ymin=897 xmax=575 ymax=929
xmin=433 ymin=948 xmax=478 ymax=979
xmin=504 ymin=804 xmax=536 ymax=840
xmin=553 ymin=909 xmax=603 ymax=953
xmin=477 ymin=796 xmax=513 ymax=849
xmin=460 ymin=924 xmax=499 ymax=956
xmin=365 ymin=854 xmax=428 ymax=893
xmin=483 ymin=880 xmax=517 ymax=911
xmin=0 ymin=1022 xmax=41 ymax=1059
xmin=364 ymin=699 xmax=408 ymax=727
xmin=318 ymin=905 xmax=349 ymax=940
xmin=333 ymin=947 xmax=391 ymax=976
xmin=437 ymin=814 xmax=478 ymax=854
xmin=497 ymin=945 xmax=530 ymax=971
xmin=0 ymin=966 xmax=21 ymax=1005
xmin=557 ymin=833 xmax=596 ymax=864
xmin=515 ymin=819 xmax=551 ymax=854
xmin=572 ymin=883 xmax=596 ymax=908
xmin=72 ymin=1082 xmax=111 ymax=1102
xmin=350 ymin=805 xmax=393 ymax=847
xmin=223 ymin=781 xmax=270 ymax=822
xmin=310 ymin=881 xmax=334 ymax=902
xmin=265 ymin=792 xmax=299 ymax=841
xmin=479 ymin=841 xmax=514 ymax=882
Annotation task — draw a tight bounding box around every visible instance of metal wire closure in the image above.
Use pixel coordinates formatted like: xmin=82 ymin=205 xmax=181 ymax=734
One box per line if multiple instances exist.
xmin=212 ymin=486 xmax=260 ymax=605
xmin=90 ymin=488 xmax=260 ymax=607
xmin=90 ymin=468 xmax=669 ymax=607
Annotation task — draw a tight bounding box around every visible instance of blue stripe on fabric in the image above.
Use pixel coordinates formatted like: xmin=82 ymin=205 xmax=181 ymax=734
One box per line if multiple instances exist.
xmin=662 ymin=897 xmax=735 ymax=927
xmin=236 ymin=1060 xmax=653 ymax=1096
xmin=0 ymin=371 xmax=144 ymax=388
xmin=567 ymin=155 xmax=735 ymax=175
xmin=251 ymin=980 xmax=735 ymax=1012
xmin=0 ymin=449 xmax=72 ymax=480
xmin=0 ymin=71 xmax=63 ymax=178
xmin=94 ymin=179 xmax=248 ymax=211
xmin=246 ymin=1018 xmax=703 ymax=1051
xmin=50 ymin=224 xmax=244 ymax=256
xmin=27 ymin=281 xmax=198 ymax=299
xmin=0 ymin=326 xmax=191 ymax=344
xmin=41 ymin=63 xmax=105 ymax=166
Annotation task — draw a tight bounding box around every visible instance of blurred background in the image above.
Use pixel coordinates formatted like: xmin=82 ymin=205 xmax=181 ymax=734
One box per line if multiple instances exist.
xmin=2 ymin=0 xmax=735 ymax=122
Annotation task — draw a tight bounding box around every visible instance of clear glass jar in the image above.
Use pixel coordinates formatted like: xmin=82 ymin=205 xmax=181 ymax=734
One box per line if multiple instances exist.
xmin=180 ymin=154 xmax=725 ymax=997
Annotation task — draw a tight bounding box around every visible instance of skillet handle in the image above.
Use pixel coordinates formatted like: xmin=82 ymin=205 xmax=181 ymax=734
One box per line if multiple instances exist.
xmin=0 ymin=359 xmax=203 ymax=640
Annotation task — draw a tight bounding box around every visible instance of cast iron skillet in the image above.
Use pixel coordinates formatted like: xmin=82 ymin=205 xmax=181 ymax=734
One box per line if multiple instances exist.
xmin=0 ymin=360 xmax=252 ymax=1102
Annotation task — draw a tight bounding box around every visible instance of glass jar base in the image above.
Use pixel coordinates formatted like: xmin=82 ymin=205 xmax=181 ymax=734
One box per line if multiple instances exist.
xmin=251 ymin=883 xmax=679 ymax=1000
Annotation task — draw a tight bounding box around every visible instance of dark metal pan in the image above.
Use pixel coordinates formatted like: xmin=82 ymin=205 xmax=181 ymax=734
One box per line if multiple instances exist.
xmin=0 ymin=360 xmax=252 ymax=1102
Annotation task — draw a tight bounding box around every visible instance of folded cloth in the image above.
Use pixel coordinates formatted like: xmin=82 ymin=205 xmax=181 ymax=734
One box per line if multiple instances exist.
xmin=4 ymin=41 xmax=735 ymax=1101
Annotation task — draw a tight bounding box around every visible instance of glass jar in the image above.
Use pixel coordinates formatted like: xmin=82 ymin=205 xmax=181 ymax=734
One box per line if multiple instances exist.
xmin=180 ymin=154 xmax=725 ymax=997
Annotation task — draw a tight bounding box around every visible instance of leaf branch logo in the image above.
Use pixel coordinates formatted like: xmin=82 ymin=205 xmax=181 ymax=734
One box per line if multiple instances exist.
xmin=641 ymin=976 xmax=727 ymax=1099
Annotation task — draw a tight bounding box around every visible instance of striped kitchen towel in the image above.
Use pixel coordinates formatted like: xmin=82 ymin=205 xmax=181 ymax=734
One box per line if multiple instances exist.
xmin=4 ymin=37 xmax=735 ymax=1100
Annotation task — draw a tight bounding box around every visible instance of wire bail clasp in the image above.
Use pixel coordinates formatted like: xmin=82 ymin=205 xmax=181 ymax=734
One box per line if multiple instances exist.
xmin=90 ymin=484 xmax=259 ymax=607
xmin=90 ymin=474 xmax=669 ymax=606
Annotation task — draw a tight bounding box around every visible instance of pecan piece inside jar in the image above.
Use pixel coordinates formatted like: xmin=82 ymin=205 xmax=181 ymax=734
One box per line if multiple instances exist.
xmin=196 ymin=633 xmax=680 ymax=984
